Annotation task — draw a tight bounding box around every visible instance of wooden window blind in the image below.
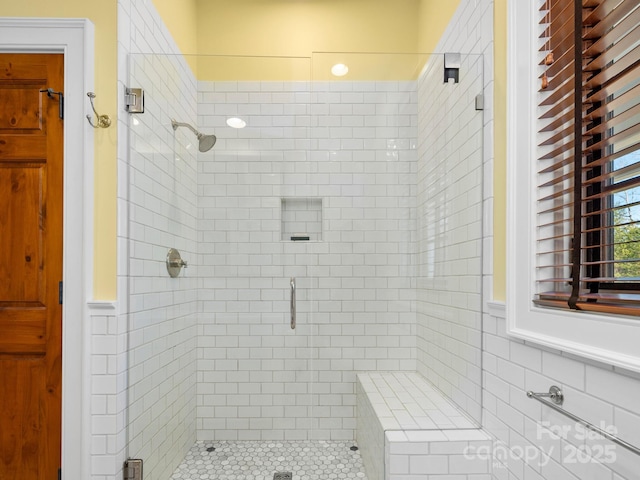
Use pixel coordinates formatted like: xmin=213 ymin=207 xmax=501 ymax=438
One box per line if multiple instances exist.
xmin=536 ymin=0 xmax=640 ymax=315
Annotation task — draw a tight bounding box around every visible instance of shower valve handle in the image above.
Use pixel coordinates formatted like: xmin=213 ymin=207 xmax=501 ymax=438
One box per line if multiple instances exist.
xmin=166 ymin=248 xmax=188 ymax=277
xmin=169 ymin=259 xmax=188 ymax=268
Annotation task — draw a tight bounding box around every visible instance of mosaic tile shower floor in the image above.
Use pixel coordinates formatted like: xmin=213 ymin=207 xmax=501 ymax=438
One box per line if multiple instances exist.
xmin=170 ymin=440 xmax=368 ymax=480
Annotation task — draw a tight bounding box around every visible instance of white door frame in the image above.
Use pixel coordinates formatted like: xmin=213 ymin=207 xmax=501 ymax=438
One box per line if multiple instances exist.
xmin=0 ymin=18 xmax=95 ymax=480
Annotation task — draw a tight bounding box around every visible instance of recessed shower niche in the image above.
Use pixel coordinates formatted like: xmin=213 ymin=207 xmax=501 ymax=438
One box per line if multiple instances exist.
xmin=281 ymin=197 xmax=322 ymax=241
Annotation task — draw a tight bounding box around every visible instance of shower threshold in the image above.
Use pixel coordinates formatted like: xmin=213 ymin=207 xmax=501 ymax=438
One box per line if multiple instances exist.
xmin=170 ymin=440 xmax=368 ymax=480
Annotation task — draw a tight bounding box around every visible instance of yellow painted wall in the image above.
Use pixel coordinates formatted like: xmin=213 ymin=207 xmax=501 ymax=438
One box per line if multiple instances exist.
xmin=194 ymin=0 xmax=421 ymax=80
xmin=196 ymin=0 xmax=420 ymax=57
xmin=151 ymin=0 xmax=199 ymax=74
xmin=1 ymin=0 xmax=117 ymax=300
xmin=191 ymin=0 xmax=464 ymax=81
xmin=160 ymin=0 xmax=464 ymax=76
xmin=417 ymin=0 xmax=461 ymax=53
xmin=186 ymin=2 xmax=464 ymax=82
xmin=152 ymin=0 xmax=198 ymax=55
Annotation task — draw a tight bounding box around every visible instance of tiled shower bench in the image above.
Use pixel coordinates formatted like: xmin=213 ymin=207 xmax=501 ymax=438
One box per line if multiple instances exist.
xmin=356 ymin=372 xmax=492 ymax=480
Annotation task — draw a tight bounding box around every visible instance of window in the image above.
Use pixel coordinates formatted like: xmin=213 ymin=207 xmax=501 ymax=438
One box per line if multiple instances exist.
xmin=507 ymin=0 xmax=640 ymax=371
xmin=537 ymin=0 xmax=640 ymax=313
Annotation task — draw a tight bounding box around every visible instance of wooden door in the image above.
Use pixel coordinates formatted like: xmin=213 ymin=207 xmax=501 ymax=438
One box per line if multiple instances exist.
xmin=0 ymin=53 xmax=64 ymax=480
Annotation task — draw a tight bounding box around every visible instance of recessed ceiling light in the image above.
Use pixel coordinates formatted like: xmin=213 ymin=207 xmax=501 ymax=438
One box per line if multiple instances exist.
xmin=331 ymin=63 xmax=349 ymax=77
xmin=227 ymin=117 xmax=247 ymax=129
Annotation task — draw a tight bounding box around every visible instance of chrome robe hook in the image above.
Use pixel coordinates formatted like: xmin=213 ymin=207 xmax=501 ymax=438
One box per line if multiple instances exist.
xmin=86 ymin=92 xmax=111 ymax=128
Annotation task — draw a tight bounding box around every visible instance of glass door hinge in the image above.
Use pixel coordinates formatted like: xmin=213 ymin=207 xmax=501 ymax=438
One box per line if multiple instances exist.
xmin=124 ymin=459 xmax=143 ymax=480
xmin=125 ymin=87 xmax=145 ymax=113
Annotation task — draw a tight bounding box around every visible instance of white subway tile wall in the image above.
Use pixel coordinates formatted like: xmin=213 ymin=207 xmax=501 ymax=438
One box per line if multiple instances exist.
xmin=114 ymin=1 xmax=200 ymax=480
xmin=416 ymin=51 xmax=485 ymax=425
xmin=357 ymin=378 xmax=385 ymax=480
xmin=126 ymin=50 xmax=199 ymax=480
xmin=196 ymin=78 xmax=419 ymax=441
xmin=386 ymin=429 xmax=492 ymax=480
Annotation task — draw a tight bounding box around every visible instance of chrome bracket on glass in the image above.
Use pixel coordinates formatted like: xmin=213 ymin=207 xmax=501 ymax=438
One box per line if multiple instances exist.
xmin=125 ymin=87 xmax=145 ymax=113
xmin=290 ymin=277 xmax=296 ymax=329
xmin=166 ymin=248 xmax=188 ymax=278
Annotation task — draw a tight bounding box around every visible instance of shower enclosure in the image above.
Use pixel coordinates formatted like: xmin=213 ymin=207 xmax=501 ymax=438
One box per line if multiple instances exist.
xmin=123 ymin=52 xmax=484 ymax=480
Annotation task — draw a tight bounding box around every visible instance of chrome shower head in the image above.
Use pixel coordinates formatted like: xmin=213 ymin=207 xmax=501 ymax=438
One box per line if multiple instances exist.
xmin=197 ymin=133 xmax=217 ymax=153
xmin=171 ymin=119 xmax=217 ymax=152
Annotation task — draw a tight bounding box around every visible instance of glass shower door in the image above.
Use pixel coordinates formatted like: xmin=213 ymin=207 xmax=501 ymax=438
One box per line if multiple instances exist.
xmin=125 ymin=52 xmax=325 ymax=479
xmin=125 ymin=52 xmax=201 ymax=480
xmin=123 ymin=50 xmax=485 ymax=480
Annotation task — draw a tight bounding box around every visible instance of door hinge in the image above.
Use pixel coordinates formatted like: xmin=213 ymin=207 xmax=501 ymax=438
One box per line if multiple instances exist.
xmin=124 ymin=459 xmax=143 ymax=480
xmin=59 ymin=281 xmax=63 ymax=304
xmin=58 ymin=468 xmax=61 ymax=480
xmin=40 ymin=88 xmax=64 ymax=119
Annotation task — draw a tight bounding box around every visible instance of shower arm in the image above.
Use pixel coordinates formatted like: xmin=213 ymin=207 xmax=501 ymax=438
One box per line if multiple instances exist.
xmin=171 ymin=119 xmax=201 ymax=138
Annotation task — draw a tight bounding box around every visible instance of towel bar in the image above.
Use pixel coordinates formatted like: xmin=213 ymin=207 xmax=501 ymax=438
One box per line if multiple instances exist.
xmin=527 ymin=386 xmax=640 ymax=456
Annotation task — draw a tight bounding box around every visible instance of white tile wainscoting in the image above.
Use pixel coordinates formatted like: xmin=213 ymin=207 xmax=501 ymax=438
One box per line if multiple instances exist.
xmin=484 ymin=302 xmax=640 ymax=480
xmin=357 ymin=372 xmax=491 ymax=480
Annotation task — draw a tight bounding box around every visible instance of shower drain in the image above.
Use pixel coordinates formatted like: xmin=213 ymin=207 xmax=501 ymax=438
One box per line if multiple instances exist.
xmin=273 ymin=472 xmax=293 ymax=480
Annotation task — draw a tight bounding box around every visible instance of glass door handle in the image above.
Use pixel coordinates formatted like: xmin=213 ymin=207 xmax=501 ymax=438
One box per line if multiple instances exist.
xmin=290 ymin=277 xmax=296 ymax=329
